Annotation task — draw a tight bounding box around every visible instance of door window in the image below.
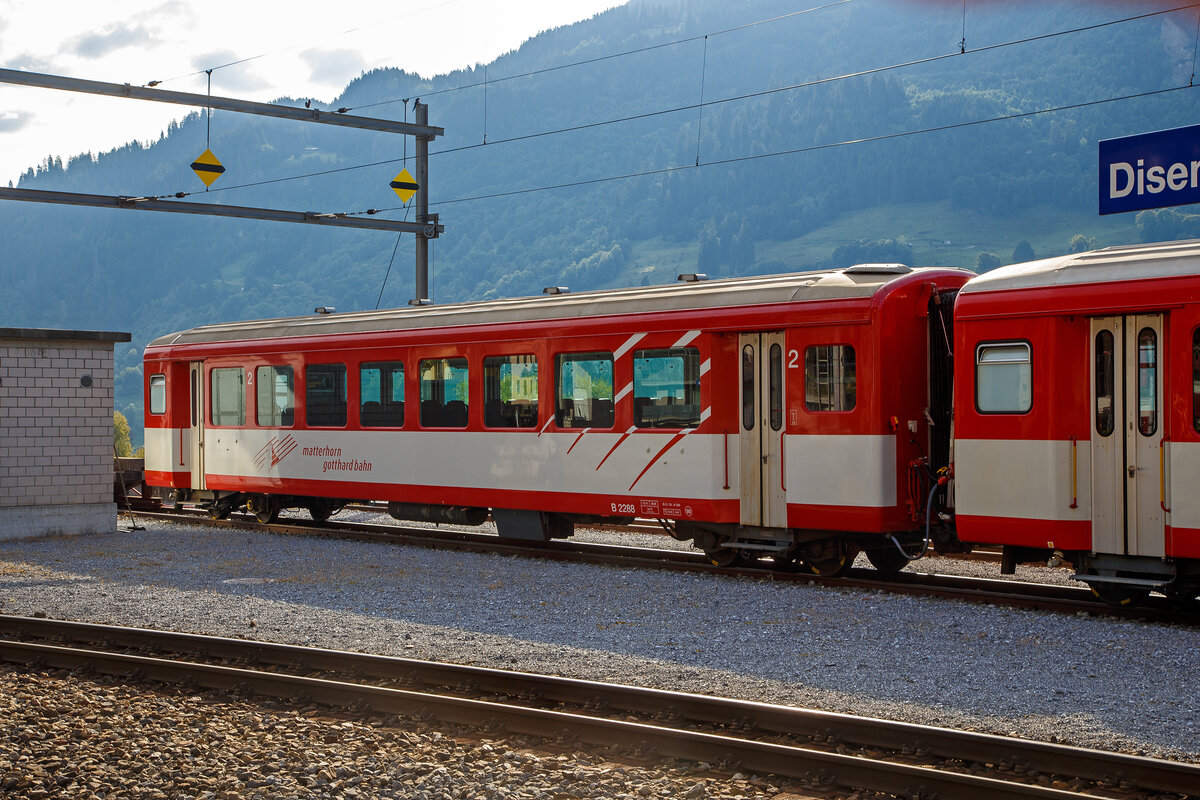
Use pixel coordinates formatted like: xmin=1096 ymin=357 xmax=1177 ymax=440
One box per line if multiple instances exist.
xmin=1095 ymin=331 xmax=1115 ymax=437
xmin=741 ymin=345 xmax=755 ymax=430
xmin=1137 ymin=328 xmax=1157 ymax=437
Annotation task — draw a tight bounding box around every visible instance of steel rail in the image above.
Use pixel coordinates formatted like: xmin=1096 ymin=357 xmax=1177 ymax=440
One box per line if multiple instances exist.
xmin=0 ymin=627 xmax=1158 ymax=800
xmin=2 ymin=614 xmax=1197 ymax=795
xmin=134 ymin=508 xmax=1200 ymax=626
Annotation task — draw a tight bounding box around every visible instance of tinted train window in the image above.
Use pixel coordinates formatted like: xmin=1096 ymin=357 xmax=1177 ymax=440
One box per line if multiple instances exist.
xmin=256 ymin=366 xmax=294 ymax=427
xmin=976 ymin=342 xmax=1031 ymax=414
xmin=769 ymin=343 xmax=783 ymax=430
xmin=1095 ymin=331 xmax=1115 ymax=437
xmin=1137 ymin=328 xmax=1157 ymax=437
xmin=211 ymin=367 xmax=245 ymax=427
xmin=484 ymin=355 xmax=538 ymax=428
xmin=149 ymin=374 xmax=166 ymax=415
xmin=556 ymin=353 xmax=614 ymax=428
xmin=633 ymin=347 xmax=700 ymax=428
xmin=741 ymin=345 xmax=755 ymax=430
xmin=306 ymin=364 xmax=347 ymax=427
xmin=1194 ymin=329 xmax=1200 ymax=434
xmin=805 ymin=345 xmax=856 ymax=412
xmin=361 ymin=361 xmax=405 ymax=427
xmin=420 ymin=358 xmax=469 ymax=427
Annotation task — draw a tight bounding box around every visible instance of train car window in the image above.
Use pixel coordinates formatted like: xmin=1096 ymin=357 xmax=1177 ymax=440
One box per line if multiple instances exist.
xmin=1095 ymin=331 xmax=1115 ymax=437
xmin=420 ymin=358 xmax=469 ymax=427
xmin=484 ymin=355 xmax=538 ymax=428
xmin=1137 ymin=328 xmax=1157 ymax=437
xmin=256 ymin=366 xmax=295 ymax=427
xmin=1193 ymin=329 xmax=1200 ymax=434
xmin=148 ymin=374 xmax=166 ymax=415
xmin=769 ymin=344 xmax=783 ymax=430
xmin=975 ymin=342 xmax=1030 ymax=414
xmin=741 ymin=345 xmax=755 ymax=430
xmin=805 ymin=345 xmax=856 ymax=412
xmin=361 ymin=362 xmax=405 ymax=427
xmin=555 ymin=353 xmax=614 ymax=428
xmin=633 ymin=347 xmax=700 ymax=428
xmin=306 ymin=364 xmax=347 ymax=427
xmin=210 ymin=367 xmax=245 ymax=427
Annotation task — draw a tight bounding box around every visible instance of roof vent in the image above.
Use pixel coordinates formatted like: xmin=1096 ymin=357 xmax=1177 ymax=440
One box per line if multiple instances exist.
xmin=408 ymin=298 xmax=433 ymax=306
xmin=677 ymin=273 xmax=708 ymax=282
xmin=313 ymin=306 xmax=336 ymax=314
xmin=843 ymin=263 xmax=912 ymax=275
xmin=542 ymin=286 xmax=569 ymax=295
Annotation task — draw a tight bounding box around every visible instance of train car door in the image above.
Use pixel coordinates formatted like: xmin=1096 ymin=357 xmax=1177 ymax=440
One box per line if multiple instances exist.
xmin=189 ymin=362 xmax=206 ymax=490
xmin=738 ymin=332 xmax=787 ymax=528
xmin=1090 ymin=315 xmax=1165 ymax=558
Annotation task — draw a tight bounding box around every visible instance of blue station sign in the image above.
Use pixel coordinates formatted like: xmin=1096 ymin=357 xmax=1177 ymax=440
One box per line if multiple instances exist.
xmin=1099 ymin=124 xmax=1200 ymax=215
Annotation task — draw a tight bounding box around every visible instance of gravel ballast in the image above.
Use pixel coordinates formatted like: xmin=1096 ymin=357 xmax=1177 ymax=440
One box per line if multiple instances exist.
xmin=0 ymin=517 xmax=1196 ymax=774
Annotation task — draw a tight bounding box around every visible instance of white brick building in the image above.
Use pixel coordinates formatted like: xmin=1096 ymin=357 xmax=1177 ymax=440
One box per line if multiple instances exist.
xmin=0 ymin=328 xmax=132 ymax=539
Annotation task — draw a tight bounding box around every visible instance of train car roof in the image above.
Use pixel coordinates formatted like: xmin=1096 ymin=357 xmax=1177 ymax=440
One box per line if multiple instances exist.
xmin=148 ymin=264 xmax=971 ymax=347
xmin=960 ymin=239 xmax=1200 ymax=294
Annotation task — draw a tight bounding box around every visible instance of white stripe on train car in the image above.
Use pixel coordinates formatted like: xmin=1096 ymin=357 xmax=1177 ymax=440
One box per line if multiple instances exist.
xmin=954 ymin=438 xmax=1092 ymax=522
xmin=784 ymin=434 xmax=897 ymax=508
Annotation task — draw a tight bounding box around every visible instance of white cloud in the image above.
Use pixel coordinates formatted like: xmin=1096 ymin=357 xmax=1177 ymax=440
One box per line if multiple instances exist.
xmin=69 ymin=23 xmax=156 ymax=59
xmin=301 ymin=48 xmax=368 ymax=85
xmin=0 ymin=109 xmax=32 ymax=133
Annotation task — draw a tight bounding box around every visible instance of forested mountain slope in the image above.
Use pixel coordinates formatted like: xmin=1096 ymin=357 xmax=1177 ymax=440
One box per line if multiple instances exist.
xmin=2 ymin=0 xmax=1196 ymax=438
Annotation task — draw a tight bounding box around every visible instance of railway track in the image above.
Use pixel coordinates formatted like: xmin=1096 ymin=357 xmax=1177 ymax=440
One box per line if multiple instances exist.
xmin=129 ymin=506 xmax=1200 ymax=626
xmin=1 ymin=614 xmax=1194 ymax=799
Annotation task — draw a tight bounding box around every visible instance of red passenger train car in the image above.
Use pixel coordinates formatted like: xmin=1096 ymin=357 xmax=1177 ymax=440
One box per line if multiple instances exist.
xmin=144 ymin=265 xmax=972 ymax=573
xmin=953 ymin=240 xmax=1200 ymax=602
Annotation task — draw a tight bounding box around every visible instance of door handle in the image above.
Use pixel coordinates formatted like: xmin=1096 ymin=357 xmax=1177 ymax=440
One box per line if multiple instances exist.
xmin=1127 ymin=465 xmax=1142 ymax=477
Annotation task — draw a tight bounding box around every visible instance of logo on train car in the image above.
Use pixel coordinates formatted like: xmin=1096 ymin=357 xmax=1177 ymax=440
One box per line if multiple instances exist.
xmin=1099 ymin=124 xmax=1200 ymax=214
xmin=254 ymin=435 xmax=298 ymax=471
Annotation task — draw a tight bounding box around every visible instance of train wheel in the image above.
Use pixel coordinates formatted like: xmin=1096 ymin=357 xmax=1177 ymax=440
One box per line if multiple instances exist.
xmin=1089 ymin=583 xmax=1151 ymax=607
xmin=706 ymin=548 xmax=745 ymax=568
xmin=246 ymin=494 xmax=279 ymax=524
xmin=308 ymin=502 xmax=334 ymax=522
xmin=207 ymin=504 xmax=230 ymax=520
xmin=804 ymin=550 xmax=856 ymax=577
xmin=866 ymin=546 xmax=909 ymax=575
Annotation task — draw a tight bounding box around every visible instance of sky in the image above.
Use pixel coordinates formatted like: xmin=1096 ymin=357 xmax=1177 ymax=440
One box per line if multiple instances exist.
xmin=0 ymin=0 xmax=627 ymax=185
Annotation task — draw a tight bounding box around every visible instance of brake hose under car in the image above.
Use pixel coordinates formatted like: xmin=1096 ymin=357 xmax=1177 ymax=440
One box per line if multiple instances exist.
xmin=889 ymin=469 xmax=951 ymax=563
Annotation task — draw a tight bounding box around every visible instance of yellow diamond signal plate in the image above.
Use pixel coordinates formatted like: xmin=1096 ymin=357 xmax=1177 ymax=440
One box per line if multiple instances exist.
xmin=390 ymin=168 xmax=419 ymax=202
xmin=191 ymin=149 xmax=226 ymax=187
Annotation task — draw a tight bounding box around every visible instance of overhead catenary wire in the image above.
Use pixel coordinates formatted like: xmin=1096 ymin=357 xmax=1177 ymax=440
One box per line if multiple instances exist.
xmin=347 ymin=0 xmax=856 ymax=112
xmin=354 ymin=83 xmax=1197 ymax=214
xmin=176 ymin=1 xmax=1200 ymax=205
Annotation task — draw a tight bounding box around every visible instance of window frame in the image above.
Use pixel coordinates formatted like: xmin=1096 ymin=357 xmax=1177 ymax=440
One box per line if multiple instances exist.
xmin=148 ymin=374 xmax=167 ymax=416
xmin=255 ymin=365 xmax=295 ymax=428
xmin=305 ymin=362 xmax=348 ymax=428
xmin=632 ymin=346 xmax=701 ymax=429
xmin=419 ymin=356 xmax=470 ymax=428
xmin=483 ymin=354 xmax=539 ymax=429
xmin=804 ymin=344 xmax=857 ymax=413
xmin=1095 ymin=330 xmax=1115 ymax=437
xmin=209 ymin=366 xmax=246 ymax=428
xmin=1136 ymin=327 xmax=1158 ymax=438
xmin=360 ymin=360 xmax=406 ymax=429
xmin=555 ymin=351 xmax=615 ymax=429
xmin=974 ymin=340 xmax=1033 ymax=416
xmin=1192 ymin=327 xmax=1200 ymax=435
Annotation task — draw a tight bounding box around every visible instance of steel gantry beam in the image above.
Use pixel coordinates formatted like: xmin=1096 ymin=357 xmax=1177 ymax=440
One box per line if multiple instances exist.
xmin=0 ymin=68 xmax=443 ymax=138
xmin=0 ymin=187 xmax=443 ymax=234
